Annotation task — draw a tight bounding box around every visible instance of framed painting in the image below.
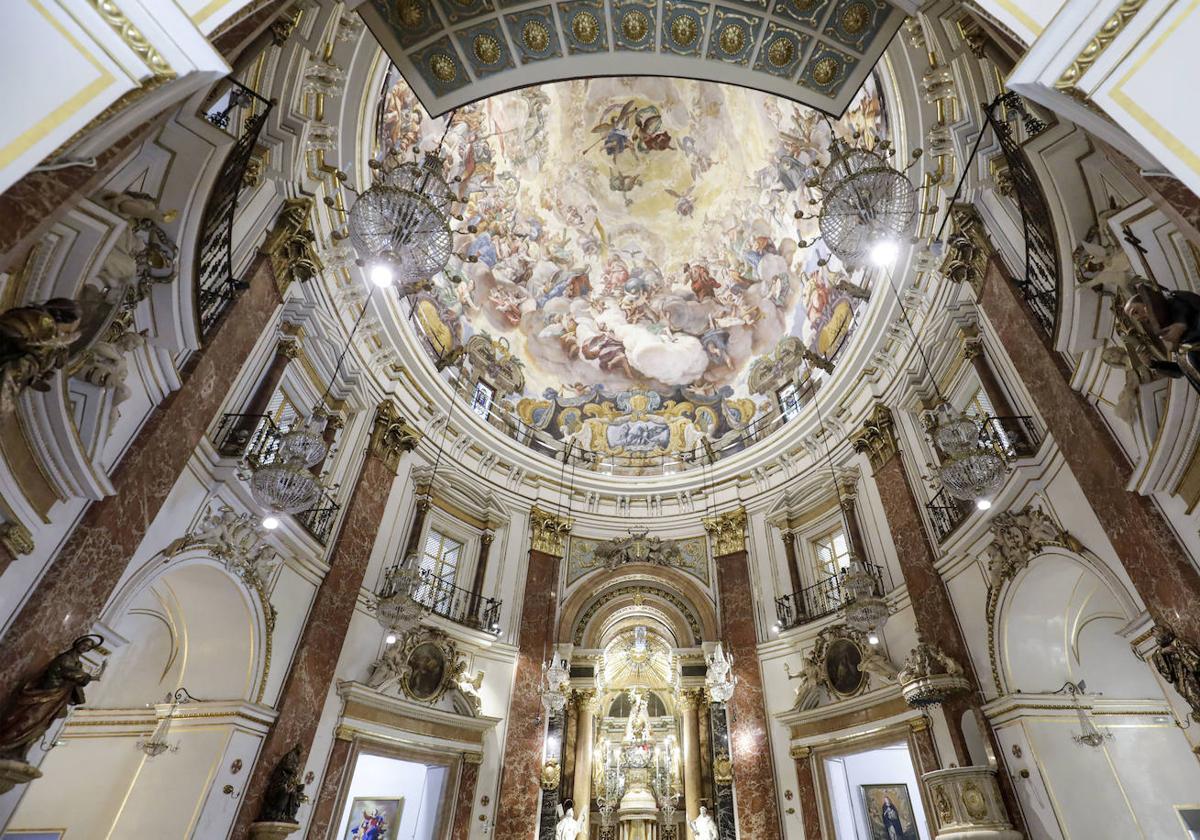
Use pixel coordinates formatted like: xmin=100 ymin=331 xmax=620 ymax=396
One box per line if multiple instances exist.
xmin=403 ymin=640 xmax=449 ymax=701
xmin=824 ymin=637 xmax=864 ymax=696
xmin=343 ymin=796 xmax=403 ymax=840
xmin=860 ymin=783 xmax=919 ymax=840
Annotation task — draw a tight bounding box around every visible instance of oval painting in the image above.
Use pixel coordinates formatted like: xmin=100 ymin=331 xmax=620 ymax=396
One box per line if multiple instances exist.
xmin=824 ymin=637 xmax=864 ymax=696
xmin=405 ymin=641 xmax=448 ymax=701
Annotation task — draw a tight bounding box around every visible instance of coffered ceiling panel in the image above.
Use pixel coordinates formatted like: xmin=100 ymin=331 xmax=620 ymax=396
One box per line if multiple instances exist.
xmin=357 ymin=0 xmax=905 ymax=116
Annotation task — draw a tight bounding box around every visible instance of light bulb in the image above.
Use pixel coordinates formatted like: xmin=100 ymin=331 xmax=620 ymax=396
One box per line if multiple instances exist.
xmin=870 ymin=238 xmax=899 ymax=266
xmin=867 ymin=632 xmax=880 ymax=645
xmin=976 ymin=498 xmax=993 ymax=511
xmin=261 ymin=515 xmax=280 ymax=530
xmin=370 ymin=263 xmax=394 ymax=288
xmin=384 ymin=632 xmax=397 ymax=645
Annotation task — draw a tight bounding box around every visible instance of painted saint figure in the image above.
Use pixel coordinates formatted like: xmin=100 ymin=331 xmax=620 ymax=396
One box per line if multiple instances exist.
xmin=880 ymin=795 xmax=905 ymax=840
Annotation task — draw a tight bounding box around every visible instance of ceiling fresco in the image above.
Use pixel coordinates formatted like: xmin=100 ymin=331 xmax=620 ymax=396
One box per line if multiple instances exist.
xmin=377 ymin=71 xmax=887 ymax=461
xmin=358 ymin=0 xmax=904 ymax=117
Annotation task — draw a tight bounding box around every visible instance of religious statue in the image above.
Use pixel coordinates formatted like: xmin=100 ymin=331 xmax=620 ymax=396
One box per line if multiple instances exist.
xmin=0 ymin=298 xmax=82 ymax=413
xmin=1150 ymin=626 xmax=1200 ymax=719
xmin=898 ymin=639 xmax=963 ymax=684
xmin=624 ymin=688 xmax=651 ymax=742
xmin=858 ymin=644 xmax=900 ymax=684
xmin=450 ymin=659 xmax=484 ymax=716
xmin=688 ymin=805 xmax=719 ymax=840
xmin=1124 ymin=281 xmax=1200 ymax=393
xmin=783 ymin=651 xmax=822 ymax=711
xmin=258 ymin=744 xmax=308 ymax=823
xmin=96 ymin=190 xmax=178 ymax=306
xmin=555 ymin=798 xmax=586 ymax=840
xmin=0 ymin=635 xmax=104 ymax=762
xmin=365 ymin=643 xmax=409 ymax=691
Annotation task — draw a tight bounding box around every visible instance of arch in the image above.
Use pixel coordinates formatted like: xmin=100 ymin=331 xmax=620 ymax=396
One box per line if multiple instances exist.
xmin=559 ymin=565 xmax=717 ymax=646
xmin=95 ymin=550 xmax=272 ymax=706
xmin=990 ymin=546 xmax=1154 ymax=698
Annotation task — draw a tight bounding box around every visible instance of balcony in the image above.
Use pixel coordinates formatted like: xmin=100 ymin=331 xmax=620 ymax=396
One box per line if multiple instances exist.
xmin=212 ymin=412 xmax=341 ymax=545
xmin=411 ymin=568 xmax=502 ymax=633
xmin=774 ymin=562 xmax=886 ymax=631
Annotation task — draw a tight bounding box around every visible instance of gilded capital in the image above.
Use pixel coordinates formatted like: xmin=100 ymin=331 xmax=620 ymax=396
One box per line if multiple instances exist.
xmin=851 ymin=404 xmax=899 ymax=472
xmin=530 ymin=506 xmax=572 ymax=557
xmin=0 ymin=521 xmax=33 ymax=556
xmin=703 ymin=507 xmax=747 ymax=557
xmin=260 ymin=197 xmax=322 ymax=293
xmin=941 ymin=204 xmax=993 ymax=296
xmin=277 ymin=337 xmax=302 ymax=361
xmin=369 ymin=401 xmax=421 ymax=473
xmin=790 ymin=744 xmax=811 ymax=760
xmin=678 ymin=688 xmax=703 ymax=712
xmin=463 ymin=751 xmax=483 ymax=765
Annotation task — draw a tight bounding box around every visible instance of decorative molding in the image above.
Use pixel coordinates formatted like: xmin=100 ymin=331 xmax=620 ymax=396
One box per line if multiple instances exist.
xmin=784 ymin=624 xmax=896 ymax=710
xmin=259 ymin=198 xmax=322 ymax=294
xmin=940 ymin=204 xmax=992 ymax=297
xmin=0 ymin=521 xmax=34 ymax=556
xmin=1055 ymin=0 xmax=1147 ymax=91
xmin=369 ymin=401 xmax=421 ymax=473
xmin=571 ymin=583 xmax=701 ymax=646
xmin=87 ymin=0 xmax=176 ymax=79
xmin=529 ymin=506 xmax=572 ymax=557
xmin=850 ymin=404 xmax=897 ymax=471
xmin=789 ymin=744 xmax=811 ymax=760
xmin=923 ymin=766 xmax=1020 ymax=839
xmin=702 ymin=507 xmax=746 ymax=557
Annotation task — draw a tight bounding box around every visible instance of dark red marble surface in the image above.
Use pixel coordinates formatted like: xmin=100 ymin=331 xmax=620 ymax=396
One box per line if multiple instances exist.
xmin=793 ymin=755 xmax=822 ymax=840
xmin=451 ymin=760 xmax=480 ymax=840
xmin=306 ymin=737 xmax=352 ymax=840
xmin=715 ymin=550 xmax=782 ymax=840
xmin=980 ymin=257 xmax=1200 ymax=643
xmin=0 ymin=255 xmax=281 ymax=701
xmin=230 ymin=447 xmax=397 ymax=838
xmin=493 ymin=549 xmax=561 ymax=840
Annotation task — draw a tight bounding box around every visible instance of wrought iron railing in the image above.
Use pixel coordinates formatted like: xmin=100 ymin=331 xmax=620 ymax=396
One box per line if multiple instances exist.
xmin=211 ymin=412 xmax=340 ymax=545
xmin=774 ymin=562 xmax=886 ymax=631
xmin=984 ymin=93 xmax=1059 ymax=338
xmin=926 ymin=487 xmax=973 ymax=543
xmin=196 ymin=79 xmax=273 ymax=336
xmin=411 ymin=568 xmax=502 ymax=632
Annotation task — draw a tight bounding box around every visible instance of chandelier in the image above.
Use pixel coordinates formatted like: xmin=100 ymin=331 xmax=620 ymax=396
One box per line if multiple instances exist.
xmin=800 ymin=132 xmax=921 ymax=267
xmin=249 ymin=438 xmax=322 ymax=515
xmin=372 ymin=553 xmax=426 ymax=640
xmin=930 ymin=405 xmax=1008 ymax=506
xmin=539 ymin=650 xmax=570 ymax=714
xmin=841 ymin=557 xmax=888 ymax=635
xmin=705 ymin=643 xmax=736 ymax=704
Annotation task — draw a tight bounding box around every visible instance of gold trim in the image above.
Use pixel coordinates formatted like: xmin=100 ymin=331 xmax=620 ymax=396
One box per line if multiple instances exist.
xmin=1056 ymin=0 xmax=1146 ymax=90
xmin=86 ymin=0 xmax=176 ymax=78
xmin=530 ymin=506 xmax=572 ymax=557
xmin=702 ymin=507 xmax=747 ymax=556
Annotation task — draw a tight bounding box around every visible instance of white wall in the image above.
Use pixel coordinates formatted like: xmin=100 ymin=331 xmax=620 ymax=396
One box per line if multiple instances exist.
xmin=335 ymin=753 xmax=448 ymax=840
xmin=824 ymin=743 xmax=930 ymax=840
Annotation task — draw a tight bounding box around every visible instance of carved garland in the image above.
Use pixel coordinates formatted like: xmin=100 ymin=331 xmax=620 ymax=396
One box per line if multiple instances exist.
xmin=571 ymin=584 xmax=702 ymax=646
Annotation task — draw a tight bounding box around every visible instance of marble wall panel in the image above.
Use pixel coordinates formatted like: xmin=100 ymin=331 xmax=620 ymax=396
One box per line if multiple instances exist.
xmin=451 ymin=759 xmax=481 ymax=840
xmin=306 ymin=736 xmax=353 ymax=839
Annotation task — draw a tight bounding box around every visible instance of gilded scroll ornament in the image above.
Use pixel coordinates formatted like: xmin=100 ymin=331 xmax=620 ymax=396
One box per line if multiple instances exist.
xmin=369 ymin=401 xmax=421 ymax=472
xmin=702 ymin=507 xmax=746 ymax=556
xmin=259 ymin=198 xmax=323 ymax=292
xmin=1056 ymin=0 xmax=1147 ymax=91
xmin=87 ymin=0 xmax=175 ymax=79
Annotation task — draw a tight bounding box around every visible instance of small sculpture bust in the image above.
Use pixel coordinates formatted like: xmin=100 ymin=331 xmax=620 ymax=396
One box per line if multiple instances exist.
xmin=258 ymin=744 xmax=308 ymax=823
xmin=0 ymin=635 xmax=103 ymax=762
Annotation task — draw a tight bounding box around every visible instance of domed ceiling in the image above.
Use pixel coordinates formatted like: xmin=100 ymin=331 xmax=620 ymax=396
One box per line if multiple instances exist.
xmin=377 ymin=69 xmax=887 ymax=464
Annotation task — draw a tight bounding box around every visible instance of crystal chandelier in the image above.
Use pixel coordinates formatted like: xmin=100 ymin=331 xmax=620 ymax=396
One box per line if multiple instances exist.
xmin=841 ymin=558 xmax=888 ymax=634
xmin=539 ymin=650 xmax=570 ymax=714
xmin=249 ymin=449 xmax=322 ymax=514
xmin=705 ymin=643 xmax=736 ymax=704
xmin=373 ymin=553 xmax=426 ymax=639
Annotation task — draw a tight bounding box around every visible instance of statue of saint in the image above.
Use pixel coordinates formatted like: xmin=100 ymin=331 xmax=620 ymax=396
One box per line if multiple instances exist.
xmin=784 ymin=651 xmax=823 ymax=710
xmin=555 ymin=799 xmax=586 ymax=840
xmin=258 ymin=744 xmax=308 ymax=823
xmin=624 ymin=689 xmax=651 ymax=742
xmin=689 ymin=805 xmax=719 ymax=840
xmin=0 ymin=635 xmax=103 ymax=762
xmin=1150 ymin=626 xmax=1200 ymax=718
xmin=0 ymin=298 xmax=82 ymax=413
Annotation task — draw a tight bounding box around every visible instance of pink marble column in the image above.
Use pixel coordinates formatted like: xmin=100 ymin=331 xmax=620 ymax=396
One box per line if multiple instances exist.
xmin=451 ymin=758 xmax=481 ymax=840
xmin=0 ymin=254 xmax=282 ymax=700
xmin=229 ymin=401 xmax=415 ymax=838
xmin=714 ymin=547 xmax=783 ymax=840
xmin=791 ymin=747 xmax=822 ymax=840
xmin=306 ymin=736 xmax=353 ymax=840
xmin=493 ymin=546 xmax=561 ymax=840
xmin=977 ymin=255 xmax=1200 ymax=644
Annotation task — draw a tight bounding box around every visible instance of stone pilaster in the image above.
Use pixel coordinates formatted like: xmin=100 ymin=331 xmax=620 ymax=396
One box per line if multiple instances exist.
xmin=305 ymin=733 xmax=353 ymax=840
xmin=790 ymin=746 xmax=822 ymax=840
xmin=679 ymin=689 xmax=704 ymax=839
xmin=230 ymin=401 xmax=413 ymax=839
xmin=451 ymin=754 xmax=482 ymax=840
xmin=0 ymin=254 xmax=283 ymax=705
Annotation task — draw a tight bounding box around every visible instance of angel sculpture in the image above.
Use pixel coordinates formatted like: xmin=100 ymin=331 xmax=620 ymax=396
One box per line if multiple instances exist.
xmin=858 ymin=645 xmax=899 ymax=684
xmin=783 ymin=651 xmax=822 ymax=711
xmin=555 ymin=799 xmax=586 ymax=840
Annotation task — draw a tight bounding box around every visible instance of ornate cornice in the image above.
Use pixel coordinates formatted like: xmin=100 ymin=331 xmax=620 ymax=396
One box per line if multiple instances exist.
xmin=703 ymin=507 xmax=746 ymax=557
xmin=1056 ymin=0 xmax=1146 ymax=91
xmin=529 ymin=506 xmax=572 ymax=557
xmin=941 ymin=204 xmax=993 ymax=297
xmin=850 ymin=404 xmax=898 ymax=472
xmin=369 ymin=401 xmax=421 ymax=473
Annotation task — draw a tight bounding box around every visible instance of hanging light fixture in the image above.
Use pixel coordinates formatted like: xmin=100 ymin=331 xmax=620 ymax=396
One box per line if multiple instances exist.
xmin=705 ymin=642 xmax=736 ymax=704
xmin=539 ymin=649 xmax=570 ymax=714
xmin=372 ymin=553 xmax=426 ymax=639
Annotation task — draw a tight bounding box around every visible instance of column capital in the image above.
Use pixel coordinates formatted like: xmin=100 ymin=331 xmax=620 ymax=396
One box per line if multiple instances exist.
xmin=530 ymin=506 xmax=572 ymax=557
xmin=260 ymin=197 xmax=322 ymax=294
xmin=851 ymin=404 xmax=899 ymax=471
xmin=369 ymin=401 xmax=421 ymax=473
xmin=678 ymin=688 xmax=705 ymax=711
xmin=790 ymin=744 xmax=811 ymax=760
xmin=0 ymin=521 xmax=34 ymax=556
xmin=703 ymin=507 xmax=747 ymax=556
xmin=277 ymin=337 xmax=302 ymax=360
xmin=941 ymin=204 xmax=993 ymax=297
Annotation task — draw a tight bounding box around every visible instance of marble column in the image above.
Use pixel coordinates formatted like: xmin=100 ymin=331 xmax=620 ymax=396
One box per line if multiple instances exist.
xmin=851 ymin=405 xmax=1026 ymax=833
xmin=703 ymin=508 xmax=783 ymax=840
xmin=470 ymin=529 xmax=494 ymax=624
xmin=571 ymin=691 xmax=595 ymax=817
xmin=679 ymin=689 xmax=703 ymax=839
xmin=451 ymin=755 xmax=482 ymax=840
xmin=839 ymin=481 xmax=870 ymax=562
xmin=790 ymin=746 xmax=822 ymax=840
xmin=0 ymin=253 xmax=284 ymax=703
xmin=777 ymin=523 xmax=803 ymax=598
xmin=401 ymin=494 xmax=431 ymax=561
xmin=493 ymin=507 xmax=570 ymax=840
xmin=230 ymin=401 xmax=419 ymax=838
xmin=309 ymin=411 xmax=344 ymax=476
xmin=225 ymin=335 xmax=300 ymax=454
xmin=952 ymin=206 xmax=1200 ymax=645
xmin=562 ymin=691 xmax=579 ymax=798
xmin=306 ymin=733 xmax=354 ymax=840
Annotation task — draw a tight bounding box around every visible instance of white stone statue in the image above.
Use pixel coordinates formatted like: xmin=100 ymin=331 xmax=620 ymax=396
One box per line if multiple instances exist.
xmin=451 ymin=660 xmax=484 ymax=715
xmin=366 ymin=643 xmax=409 ymax=691
xmin=555 ymin=801 xmax=585 ymax=840
xmin=624 ymin=688 xmax=651 ymax=742
xmin=784 ymin=651 xmax=822 ymax=711
xmin=858 ymin=644 xmax=899 ymax=684
xmin=166 ymin=504 xmax=279 ymax=583
xmin=689 ymin=805 xmax=719 ymax=840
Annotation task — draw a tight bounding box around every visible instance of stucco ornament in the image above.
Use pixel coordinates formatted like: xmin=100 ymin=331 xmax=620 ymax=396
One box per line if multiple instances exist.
xmin=897 ymin=636 xmax=969 ymax=709
xmin=592 ymin=527 xmax=684 ymax=570
xmin=0 ymin=298 xmax=82 ymax=413
xmin=166 ymin=504 xmax=280 ymax=585
xmin=985 ymin=507 xmax=1079 ymax=588
xmin=783 ymin=650 xmax=822 ymax=710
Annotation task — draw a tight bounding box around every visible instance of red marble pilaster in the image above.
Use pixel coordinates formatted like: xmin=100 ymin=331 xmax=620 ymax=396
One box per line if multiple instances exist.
xmin=493 ymin=548 xmax=561 ymax=840
xmin=714 ymin=549 xmax=783 ymax=840
xmin=978 ymin=257 xmax=1200 ymax=643
xmin=792 ymin=750 xmax=822 ymax=840
xmin=451 ymin=758 xmax=481 ymax=840
xmin=230 ymin=403 xmax=406 ymax=839
xmin=306 ymin=736 xmax=353 ymax=840
xmin=0 ymin=255 xmax=281 ymax=700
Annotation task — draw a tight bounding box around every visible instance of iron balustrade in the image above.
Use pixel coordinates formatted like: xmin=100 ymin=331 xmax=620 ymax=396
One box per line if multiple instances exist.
xmin=410 ymin=568 xmax=502 ymax=633
xmin=211 ymin=412 xmax=341 ymax=545
xmin=774 ymin=562 xmax=886 ymax=631
xmin=196 ymin=79 xmax=273 ymax=336
xmin=926 ymin=487 xmax=973 ymax=543
xmin=983 ymin=93 xmax=1059 ymax=338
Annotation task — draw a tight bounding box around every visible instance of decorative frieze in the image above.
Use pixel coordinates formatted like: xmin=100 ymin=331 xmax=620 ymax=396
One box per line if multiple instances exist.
xmin=702 ymin=507 xmax=746 ymax=557
xmin=530 ymin=506 xmax=572 ymax=557
xmin=850 ymin=404 xmax=898 ymax=472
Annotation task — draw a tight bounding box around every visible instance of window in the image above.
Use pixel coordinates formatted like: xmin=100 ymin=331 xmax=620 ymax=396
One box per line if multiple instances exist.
xmin=415 ymin=528 xmax=462 ymax=613
xmin=813 ymin=528 xmax=851 ymax=580
xmin=964 ymin=387 xmax=1013 ymax=456
xmin=265 ymin=388 xmax=301 ymax=430
xmin=471 ymin=380 xmax=495 ymax=419
xmin=778 ymin=382 xmax=802 ymax=422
